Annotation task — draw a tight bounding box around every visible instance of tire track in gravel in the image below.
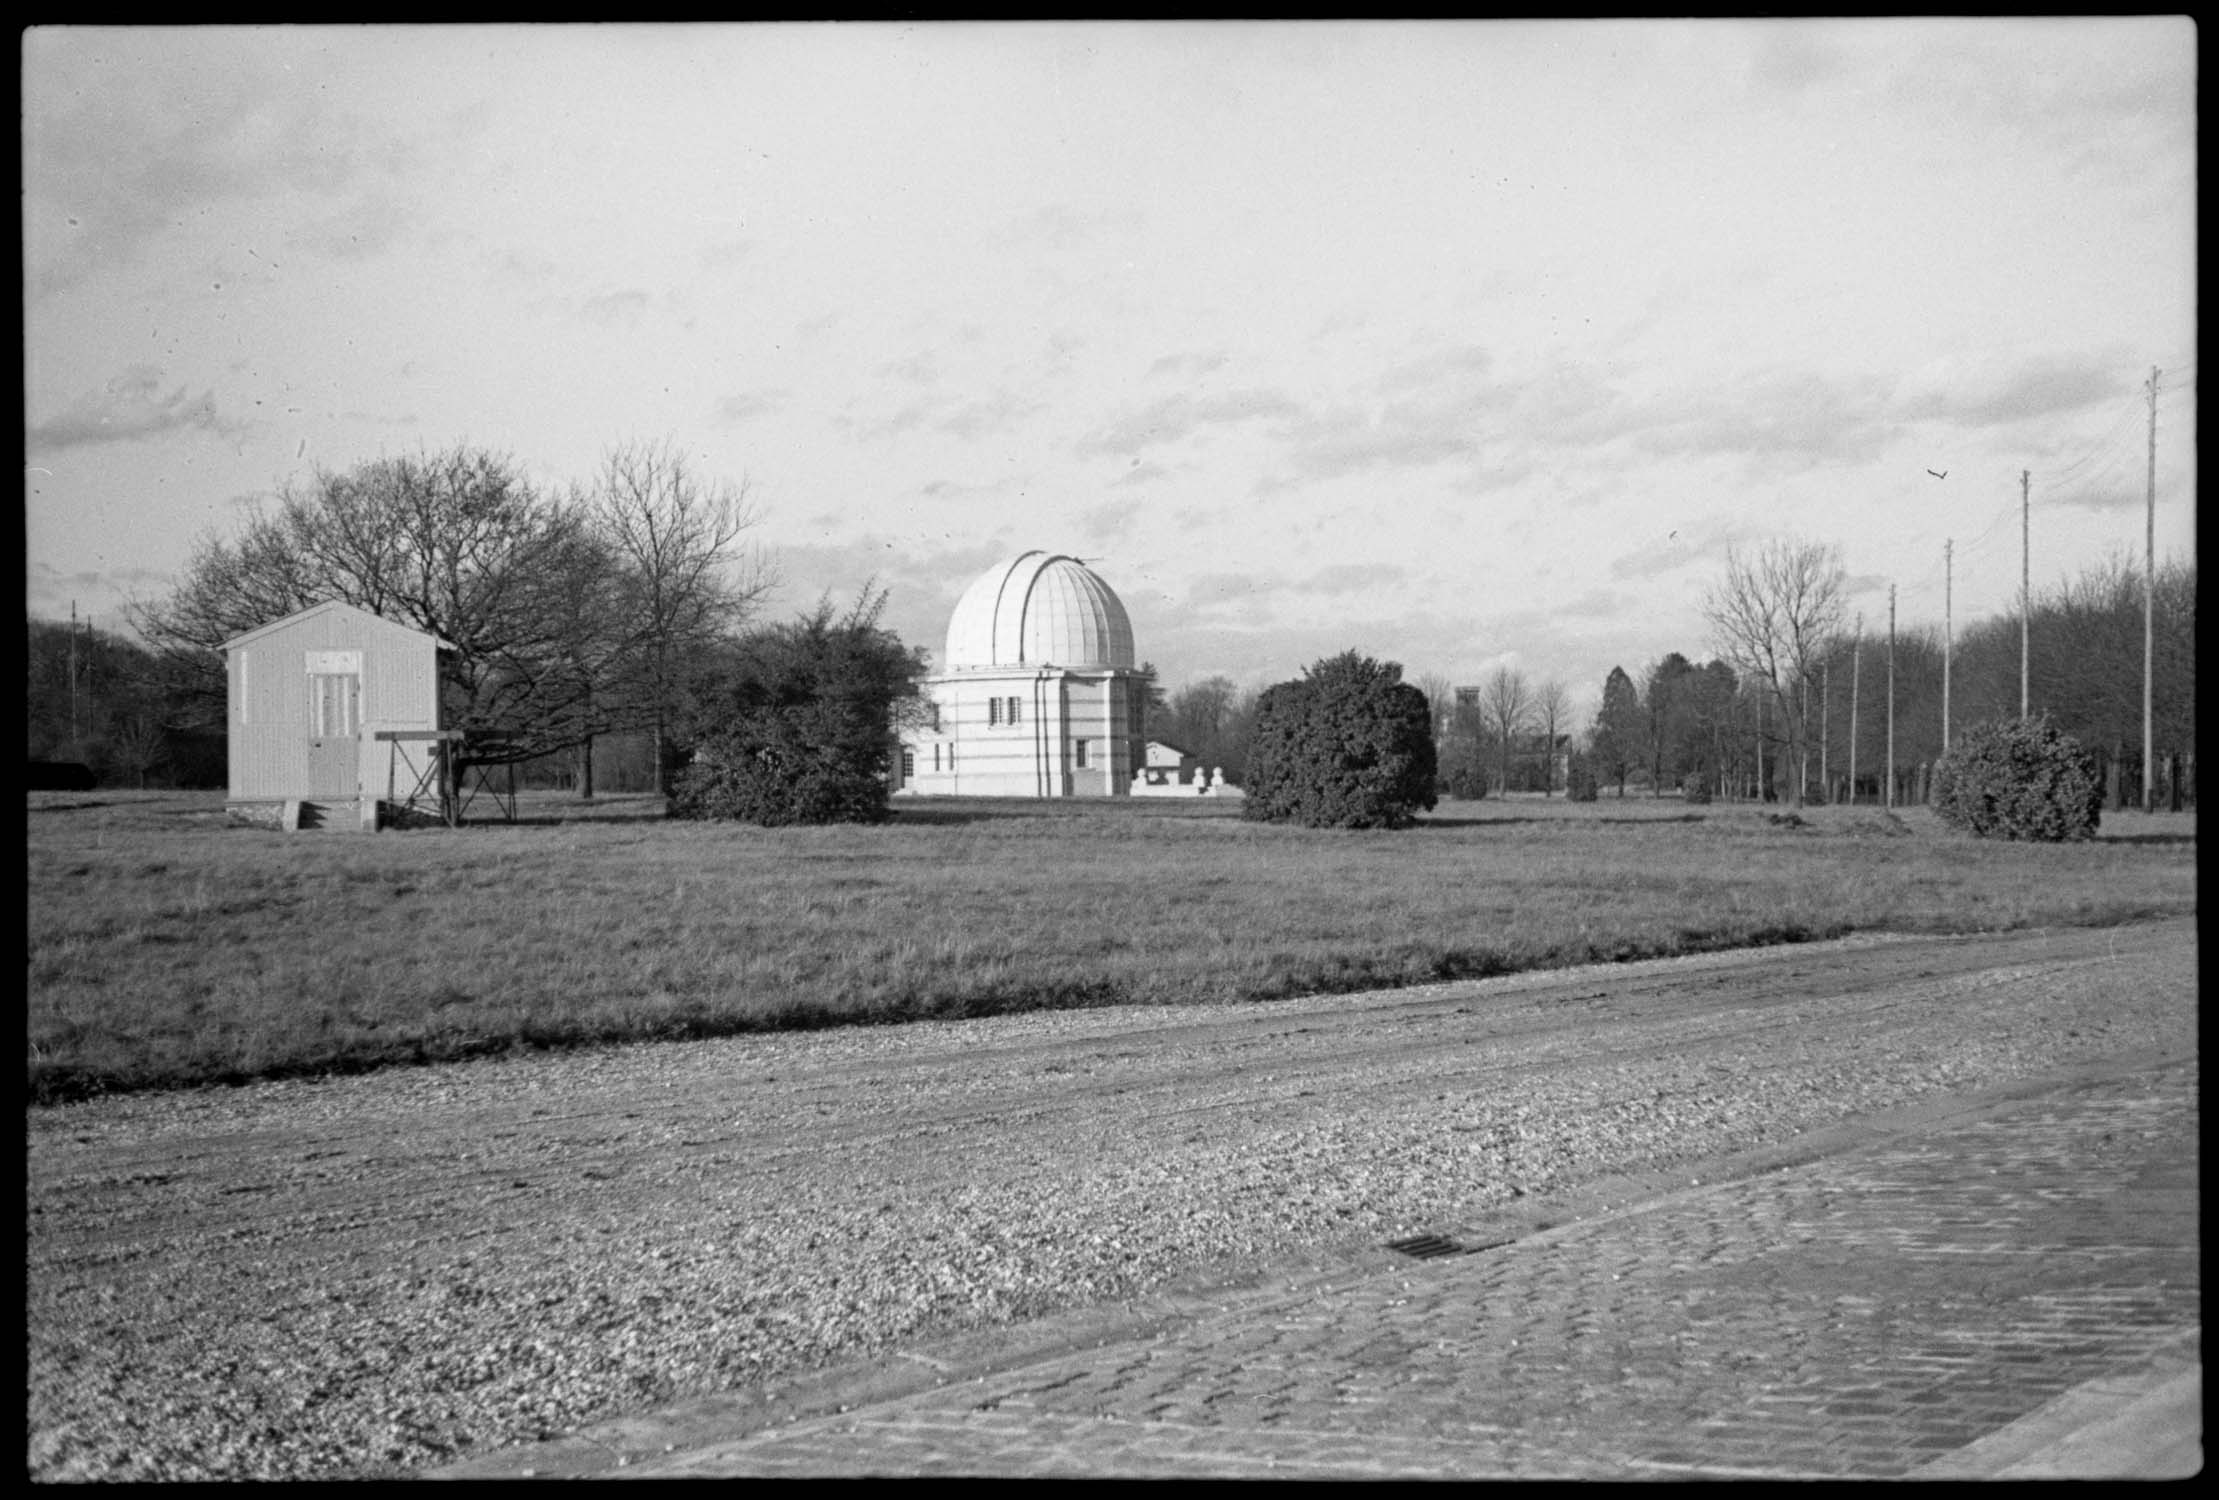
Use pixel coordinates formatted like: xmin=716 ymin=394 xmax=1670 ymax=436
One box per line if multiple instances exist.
xmin=27 ymin=920 xmax=2197 ymax=1480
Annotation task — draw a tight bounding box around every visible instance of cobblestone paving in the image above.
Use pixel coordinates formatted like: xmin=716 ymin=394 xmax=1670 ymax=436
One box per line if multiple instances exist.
xmin=620 ymin=1066 xmax=2198 ymax=1478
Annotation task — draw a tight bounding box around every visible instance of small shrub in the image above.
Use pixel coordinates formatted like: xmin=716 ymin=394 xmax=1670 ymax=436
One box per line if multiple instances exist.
xmin=1438 ymin=739 xmax=1490 ymax=801
xmin=1565 ymin=758 xmax=1600 ymax=803
xmin=672 ymin=704 xmax=890 ymax=826
xmin=1681 ymin=776 xmax=1713 ymax=805
xmin=1932 ymin=714 xmax=2103 ymax=842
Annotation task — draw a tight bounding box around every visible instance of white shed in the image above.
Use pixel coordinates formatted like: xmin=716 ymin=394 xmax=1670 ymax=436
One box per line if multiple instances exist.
xmin=223 ymin=601 xmax=454 ymax=830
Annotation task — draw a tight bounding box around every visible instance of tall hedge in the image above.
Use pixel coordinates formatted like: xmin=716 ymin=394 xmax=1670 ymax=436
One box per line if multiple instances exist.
xmin=1931 ymin=714 xmax=2104 ymax=842
xmin=1241 ymin=651 xmax=1437 ymax=829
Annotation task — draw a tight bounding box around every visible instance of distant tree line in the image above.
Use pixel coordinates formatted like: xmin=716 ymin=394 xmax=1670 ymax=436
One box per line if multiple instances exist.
xmin=25 ymin=615 xmax=224 ymax=789
xmin=123 ymin=440 xmax=775 ymax=797
xmin=1582 ymin=551 xmax=2195 ymax=808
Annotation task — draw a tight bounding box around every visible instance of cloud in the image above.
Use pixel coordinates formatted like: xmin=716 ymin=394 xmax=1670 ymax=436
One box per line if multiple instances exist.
xmin=1147 ymin=350 xmax=1230 ymax=379
xmin=1635 ymin=369 xmax=1895 ymax=468
xmin=1610 ymin=517 xmax=1765 ymax=582
xmin=1002 ymin=201 xmax=1141 ymax=250
xmin=286 ymin=191 xmax=412 ymax=261
xmin=918 ymin=476 xmax=1021 ymax=503
xmin=713 ymin=389 xmax=790 ymax=425
xmin=879 ymin=352 xmax=939 ymax=387
xmin=1276 ymin=404 xmax=1483 ymax=483
xmin=579 ymin=289 xmax=652 ymax=325
xmin=1895 ymin=355 xmax=2130 ymax=428
xmin=1293 ymin=563 xmax=1411 ymax=596
xmin=700 ymin=238 xmax=756 ymax=269
xmin=937 ymin=392 xmax=1043 ymax=441
xmin=764 ymin=535 xmax=1018 ymax=667
xmin=1110 ymin=460 xmax=1176 ymax=490
xmin=1744 ymin=24 xmax=1853 ymax=96
xmin=1375 ymin=344 xmax=1496 ymax=393
xmin=1075 ymin=388 xmax=1302 ymax=458
xmin=22 ymin=32 xmax=429 ymax=294
xmin=28 ymin=367 xmax=247 ymax=451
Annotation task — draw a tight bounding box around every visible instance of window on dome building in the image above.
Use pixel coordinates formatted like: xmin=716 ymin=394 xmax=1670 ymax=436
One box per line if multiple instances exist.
xmin=1074 ymin=738 xmax=1090 ymax=768
xmin=1007 ymin=696 xmax=1022 ymax=725
xmin=988 ymin=697 xmax=1000 ymax=726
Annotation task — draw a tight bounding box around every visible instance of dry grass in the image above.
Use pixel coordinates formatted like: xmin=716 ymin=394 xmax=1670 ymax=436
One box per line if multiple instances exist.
xmin=26 ymin=789 xmax=2197 ymax=1103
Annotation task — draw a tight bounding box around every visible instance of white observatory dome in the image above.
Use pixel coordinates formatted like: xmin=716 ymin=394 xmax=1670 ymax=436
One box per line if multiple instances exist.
xmin=943 ymin=552 xmax=1136 ymax=671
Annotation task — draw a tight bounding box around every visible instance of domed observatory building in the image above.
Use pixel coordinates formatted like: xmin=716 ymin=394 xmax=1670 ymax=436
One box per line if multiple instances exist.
xmin=897 ymin=551 xmax=1140 ymax=797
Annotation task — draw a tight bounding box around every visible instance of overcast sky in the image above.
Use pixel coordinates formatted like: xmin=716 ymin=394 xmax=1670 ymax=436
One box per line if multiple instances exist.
xmin=23 ymin=20 xmax=2198 ymax=707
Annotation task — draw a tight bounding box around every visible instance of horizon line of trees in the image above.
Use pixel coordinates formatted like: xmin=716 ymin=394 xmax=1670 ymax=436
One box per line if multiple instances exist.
xmin=30 ymin=501 xmax=2195 ymax=811
xmin=1583 ymin=550 xmax=2196 ymax=807
xmin=34 ymin=441 xmax=778 ymax=797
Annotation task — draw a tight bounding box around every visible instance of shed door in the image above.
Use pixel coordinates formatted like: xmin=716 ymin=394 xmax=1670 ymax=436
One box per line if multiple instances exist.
xmin=306 ymin=671 xmax=361 ymax=797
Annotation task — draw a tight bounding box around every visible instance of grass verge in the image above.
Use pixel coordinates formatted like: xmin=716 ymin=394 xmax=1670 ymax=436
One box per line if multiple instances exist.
xmin=26 ymin=790 xmax=2197 ymax=1103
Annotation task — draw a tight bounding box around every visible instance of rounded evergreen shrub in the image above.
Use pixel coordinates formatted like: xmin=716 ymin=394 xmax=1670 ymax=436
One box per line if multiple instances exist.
xmin=1241 ymin=651 xmax=1438 ymax=829
xmin=1932 ymin=714 xmax=2103 ymax=842
xmin=1681 ymin=775 xmax=1713 ymax=805
xmin=671 ymin=702 xmax=891 ymax=826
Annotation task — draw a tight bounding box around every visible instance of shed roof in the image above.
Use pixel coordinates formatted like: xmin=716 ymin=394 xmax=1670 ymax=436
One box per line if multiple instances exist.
xmin=221 ymin=600 xmax=457 ymax=653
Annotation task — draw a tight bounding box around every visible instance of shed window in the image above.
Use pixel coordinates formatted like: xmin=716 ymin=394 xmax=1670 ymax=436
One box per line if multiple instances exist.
xmin=309 ymin=673 xmax=360 ymax=738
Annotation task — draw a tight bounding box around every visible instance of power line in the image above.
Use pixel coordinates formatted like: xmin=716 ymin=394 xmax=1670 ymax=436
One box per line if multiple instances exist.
xmin=2035 ymin=392 xmax=2150 ymax=487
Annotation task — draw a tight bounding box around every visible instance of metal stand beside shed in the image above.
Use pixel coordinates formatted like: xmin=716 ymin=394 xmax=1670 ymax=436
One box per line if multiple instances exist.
xmin=377 ymin=729 xmax=463 ymax=827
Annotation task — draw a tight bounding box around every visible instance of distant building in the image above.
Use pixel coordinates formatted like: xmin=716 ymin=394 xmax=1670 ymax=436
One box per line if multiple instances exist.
xmin=223 ymin=601 xmax=453 ymax=830
xmin=1138 ymin=739 xmax=1199 ymax=787
xmin=895 ymin=552 xmax=1141 ymax=797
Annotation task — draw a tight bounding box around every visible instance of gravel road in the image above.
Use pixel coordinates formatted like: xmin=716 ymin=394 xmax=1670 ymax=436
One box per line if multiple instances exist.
xmin=26 ymin=918 xmax=2198 ymax=1480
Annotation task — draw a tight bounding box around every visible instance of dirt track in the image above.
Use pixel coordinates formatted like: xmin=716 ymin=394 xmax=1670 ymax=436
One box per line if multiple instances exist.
xmin=26 ymin=918 xmax=2199 ymax=1479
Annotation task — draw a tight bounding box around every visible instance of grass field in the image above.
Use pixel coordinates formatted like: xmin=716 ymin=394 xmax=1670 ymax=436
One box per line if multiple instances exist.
xmin=26 ymin=788 xmax=2197 ymax=1103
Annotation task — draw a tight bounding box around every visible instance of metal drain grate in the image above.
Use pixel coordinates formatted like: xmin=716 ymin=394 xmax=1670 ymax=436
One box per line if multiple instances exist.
xmin=1385 ymin=1233 xmax=1473 ymax=1260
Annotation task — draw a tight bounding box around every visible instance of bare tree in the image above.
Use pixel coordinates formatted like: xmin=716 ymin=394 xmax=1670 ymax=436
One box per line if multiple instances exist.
xmin=1701 ymin=539 xmax=1846 ymax=806
xmin=1480 ymin=664 xmax=1533 ymax=797
xmin=589 ymin=440 xmax=774 ymax=794
xmin=132 ymin=445 xmax=614 ymax=771
xmin=109 ymin=714 xmax=170 ymax=789
xmin=1533 ymin=677 xmax=1572 ymax=797
xmin=1414 ymin=671 xmax=1456 ymax=742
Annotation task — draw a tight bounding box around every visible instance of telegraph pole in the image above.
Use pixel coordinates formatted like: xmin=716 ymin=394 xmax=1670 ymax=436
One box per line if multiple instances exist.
xmin=1943 ymin=539 xmax=1953 ymax=753
xmin=2020 ymin=468 xmax=2031 ymax=718
xmin=1849 ymin=613 xmax=1862 ymax=806
xmin=2143 ymin=366 xmax=2159 ymax=812
xmin=1886 ymin=585 xmax=1897 ymax=809
xmin=69 ymin=600 xmax=80 ymax=743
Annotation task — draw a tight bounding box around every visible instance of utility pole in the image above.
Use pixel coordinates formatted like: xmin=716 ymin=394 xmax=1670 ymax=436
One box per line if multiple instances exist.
xmin=1820 ymin=658 xmax=1830 ymax=799
xmin=1943 ymin=540 xmax=1953 ymax=753
xmin=1886 ymin=585 xmax=1897 ymax=809
xmin=2020 ymin=468 xmax=2031 ymax=718
xmin=2144 ymin=366 xmax=2159 ymax=812
xmin=69 ymin=600 xmax=80 ymax=743
xmin=1849 ymin=613 xmax=1862 ymax=806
